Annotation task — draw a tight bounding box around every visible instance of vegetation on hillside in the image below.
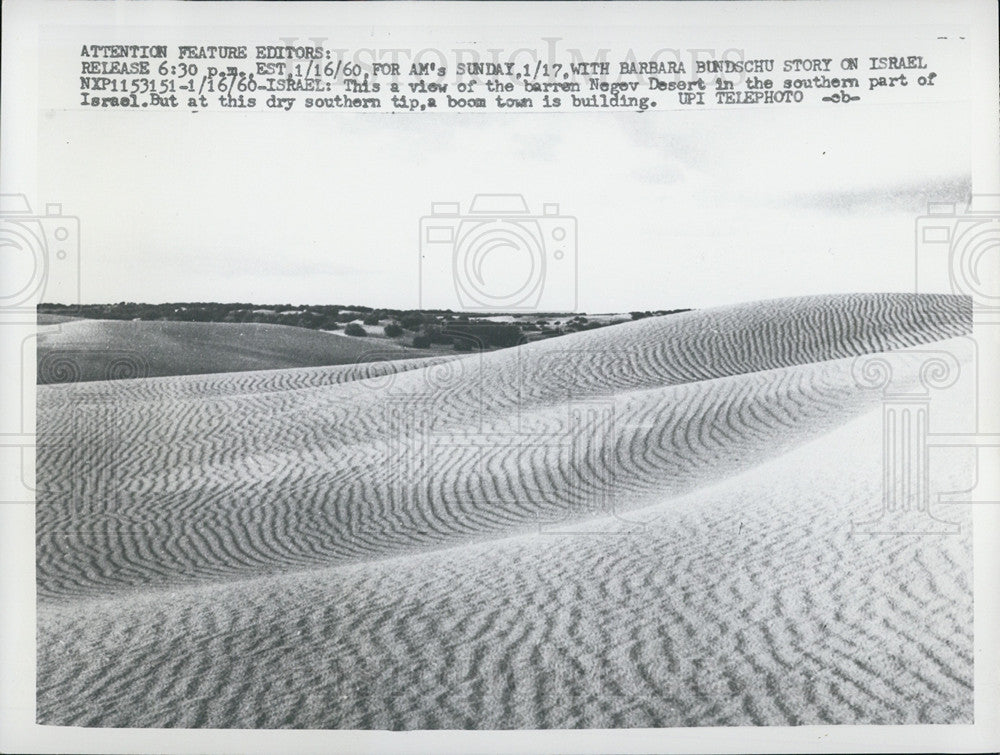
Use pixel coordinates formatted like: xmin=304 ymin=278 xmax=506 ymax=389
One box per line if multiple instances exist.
xmin=38 ymin=302 xmax=691 ymax=352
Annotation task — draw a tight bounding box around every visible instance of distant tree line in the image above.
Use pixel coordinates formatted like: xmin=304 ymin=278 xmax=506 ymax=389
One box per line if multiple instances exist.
xmin=38 ymin=302 xmax=691 ymax=352
xmin=38 ymin=301 xmax=439 ymax=330
xmin=630 ymin=309 xmax=690 ymax=320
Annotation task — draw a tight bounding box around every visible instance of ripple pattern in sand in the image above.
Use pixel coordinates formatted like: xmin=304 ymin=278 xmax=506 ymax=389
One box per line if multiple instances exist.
xmin=36 ymin=411 xmax=974 ymax=728
xmin=35 ymin=293 xmax=974 ymax=727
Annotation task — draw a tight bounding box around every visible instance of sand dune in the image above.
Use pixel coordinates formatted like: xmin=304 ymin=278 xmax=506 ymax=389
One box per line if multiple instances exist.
xmin=35 ymin=293 xmax=974 ymax=727
xmin=37 ymin=411 xmax=973 ymax=728
xmin=36 ymin=318 xmax=432 ymax=383
xmin=38 ymin=352 xmax=459 ymax=403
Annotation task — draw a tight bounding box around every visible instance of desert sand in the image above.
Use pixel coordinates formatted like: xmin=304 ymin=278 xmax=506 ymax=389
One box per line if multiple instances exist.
xmin=36 ymin=293 xmax=974 ymax=727
xmin=36 ymin=318 xmax=434 ymax=383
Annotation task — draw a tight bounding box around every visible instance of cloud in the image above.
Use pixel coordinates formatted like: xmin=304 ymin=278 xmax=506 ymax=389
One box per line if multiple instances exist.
xmin=788 ymin=175 xmax=971 ymax=214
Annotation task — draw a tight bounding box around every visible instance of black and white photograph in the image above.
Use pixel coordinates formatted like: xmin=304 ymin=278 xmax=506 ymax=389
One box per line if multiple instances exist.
xmin=1 ymin=1 xmax=998 ymax=753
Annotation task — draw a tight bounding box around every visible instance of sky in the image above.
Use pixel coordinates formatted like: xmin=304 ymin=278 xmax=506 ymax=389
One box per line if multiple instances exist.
xmin=38 ymin=100 xmax=969 ymax=312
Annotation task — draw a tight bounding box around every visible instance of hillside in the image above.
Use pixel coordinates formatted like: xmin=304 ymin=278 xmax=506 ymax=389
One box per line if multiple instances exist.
xmin=36 ymin=318 xmax=440 ymax=383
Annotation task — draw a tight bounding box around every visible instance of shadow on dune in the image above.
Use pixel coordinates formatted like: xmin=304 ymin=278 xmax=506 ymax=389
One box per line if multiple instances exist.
xmin=35 ymin=293 xmax=972 ymax=600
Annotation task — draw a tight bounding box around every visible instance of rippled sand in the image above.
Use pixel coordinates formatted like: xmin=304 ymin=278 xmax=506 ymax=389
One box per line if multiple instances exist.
xmin=36 ymin=293 xmax=974 ymax=727
xmin=36 ymin=318 xmax=433 ymax=383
